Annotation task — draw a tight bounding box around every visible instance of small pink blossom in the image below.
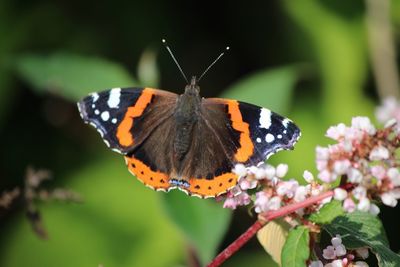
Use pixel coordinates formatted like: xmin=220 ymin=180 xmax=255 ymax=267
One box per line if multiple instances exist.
xmin=254 ymin=191 xmax=270 ymax=213
xmin=387 ymin=168 xmax=400 ymax=186
xmin=343 ymin=198 xmax=356 ymax=212
xmin=316 ymin=146 xmax=330 ymax=160
xmin=351 ymin=117 xmax=376 ymax=136
xmin=369 ymin=146 xmax=390 ymax=161
xmin=381 ymin=192 xmax=398 ymax=207
xmin=309 ymin=261 xmax=323 ymax=267
xmin=330 ymin=259 xmax=344 ymax=267
xmin=318 ymin=170 xmax=337 ymax=183
xmin=233 ymin=163 xmax=247 ymax=177
xmin=264 ymin=165 xmax=276 ymax=180
xmin=277 ymin=180 xmax=299 ymax=198
xmin=326 ymin=123 xmax=347 ymax=140
xmin=352 ymin=186 xmax=367 ymax=200
xmin=294 ymin=186 xmax=308 ymax=202
xmin=303 ymin=170 xmax=314 ymax=183
xmin=347 ymin=168 xmax=363 ymax=183
xmin=223 ymin=198 xmax=238 ymax=209
xmin=357 ymin=198 xmax=371 ymax=212
xmin=331 ymin=235 xmax=342 ymax=247
xmin=370 ymin=165 xmax=386 ymax=180
xmin=323 ymin=245 xmax=336 ymax=259
xmin=267 ymin=196 xmax=282 ymax=210
xmin=369 ymin=203 xmax=380 ymax=215
xmin=333 ymin=160 xmax=351 ymax=175
xmin=239 ymin=178 xmax=257 ymax=190
xmin=334 ymin=244 xmax=347 ymax=257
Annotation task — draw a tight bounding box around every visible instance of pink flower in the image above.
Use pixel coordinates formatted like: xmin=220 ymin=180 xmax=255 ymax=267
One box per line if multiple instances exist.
xmin=347 ymin=168 xmax=363 ymax=183
xmin=318 ymin=170 xmax=337 ymax=183
xmin=233 ymin=164 xmax=247 ymax=177
xmin=351 ymin=117 xmax=376 ymax=136
xmin=343 ymin=198 xmax=356 ymax=212
xmin=326 ymin=123 xmax=347 ymax=140
xmin=254 ymin=191 xmax=270 ymax=213
xmin=309 ymin=261 xmax=323 ymax=267
xmin=370 ymin=165 xmax=386 ymax=180
xmin=303 ymin=170 xmax=314 ymax=183
xmin=369 ymin=203 xmax=380 ymax=215
xmin=316 ymin=146 xmax=330 ymax=160
xmin=387 ymin=168 xmax=400 ymax=186
xmin=223 ymin=197 xmax=238 ymax=209
xmin=381 ymin=192 xmax=398 ymax=207
xmin=333 ymin=160 xmax=351 ymax=175
xmin=323 ymin=245 xmax=336 ymax=259
xmin=357 ymin=198 xmax=371 ymax=212
xmin=369 ymin=146 xmax=390 ymax=161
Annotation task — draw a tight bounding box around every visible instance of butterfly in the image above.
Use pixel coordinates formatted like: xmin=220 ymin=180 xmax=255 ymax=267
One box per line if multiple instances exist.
xmin=77 ymin=42 xmax=301 ymax=198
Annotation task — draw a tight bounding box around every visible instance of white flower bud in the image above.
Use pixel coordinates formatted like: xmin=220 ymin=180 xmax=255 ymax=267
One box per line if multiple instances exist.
xmin=334 ymin=188 xmax=348 ymax=201
xmin=276 ymin=164 xmax=288 ymax=178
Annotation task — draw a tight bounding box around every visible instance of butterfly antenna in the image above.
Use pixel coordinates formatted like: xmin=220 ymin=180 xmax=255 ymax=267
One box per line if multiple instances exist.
xmin=197 ymin=46 xmax=230 ymax=82
xmin=162 ymin=39 xmax=189 ymax=84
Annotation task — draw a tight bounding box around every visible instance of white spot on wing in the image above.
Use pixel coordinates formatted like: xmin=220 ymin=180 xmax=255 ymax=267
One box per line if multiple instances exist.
xmin=265 ymin=133 xmax=275 ymax=143
xmin=259 ymin=108 xmax=272 ymax=129
xmin=277 ymin=134 xmax=282 ymax=139
xmin=282 ymin=118 xmax=291 ymax=128
xmin=256 ymin=137 xmax=261 ymax=143
xmin=92 ymin=93 xmax=99 ymax=102
xmin=112 ymin=118 xmax=117 ymax=124
xmin=108 ymin=88 xmax=121 ymax=108
xmin=94 ymin=109 xmax=100 ymax=115
xmin=101 ymin=111 xmax=110 ymax=121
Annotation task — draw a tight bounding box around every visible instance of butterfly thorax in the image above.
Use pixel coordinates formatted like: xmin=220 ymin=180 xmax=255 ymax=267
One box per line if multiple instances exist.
xmin=173 ymin=76 xmax=201 ymax=163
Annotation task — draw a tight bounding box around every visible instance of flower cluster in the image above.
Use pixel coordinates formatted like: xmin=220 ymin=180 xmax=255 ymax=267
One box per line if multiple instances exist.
xmin=309 ymin=235 xmax=369 ymax=267
xmin=223 ymin=163 xmax=326 ymax=216
xmin=317 ymin=116 xmax=400 ymax=213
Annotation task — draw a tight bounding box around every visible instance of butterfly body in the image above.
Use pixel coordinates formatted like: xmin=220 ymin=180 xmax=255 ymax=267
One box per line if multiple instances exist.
xmin=78 ymin=77 xmax=301 ymax=198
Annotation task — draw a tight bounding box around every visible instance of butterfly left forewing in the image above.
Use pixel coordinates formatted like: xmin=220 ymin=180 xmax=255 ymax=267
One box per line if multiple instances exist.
xmin=78 ymin=87 xmax=177 ymax=154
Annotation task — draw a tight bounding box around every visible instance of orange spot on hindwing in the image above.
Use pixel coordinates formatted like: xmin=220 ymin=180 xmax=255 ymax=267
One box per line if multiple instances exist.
xmin=226 ymin=100 xmax=254 ymax=162
xmin=125 ymin=156 xmax=170 ymax=191
xmin=188 ymin=173 xmax=238 ymax=198
xmin=117 ymin=89 xmax=154 ymax=147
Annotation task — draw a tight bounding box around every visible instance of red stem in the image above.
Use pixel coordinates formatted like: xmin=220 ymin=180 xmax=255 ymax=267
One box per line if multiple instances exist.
xmin=207 ymin=190 xmax=334 ymax=267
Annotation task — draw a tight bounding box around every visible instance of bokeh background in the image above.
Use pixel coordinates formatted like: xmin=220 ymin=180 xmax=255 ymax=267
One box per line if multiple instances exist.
xmin=1 ymin=1 xmax=400 ymax=266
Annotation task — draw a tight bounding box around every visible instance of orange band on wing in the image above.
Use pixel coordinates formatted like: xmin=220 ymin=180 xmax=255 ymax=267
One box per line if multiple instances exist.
xmin=187 ymin=173 xmax=238 ymax=198
xmin=226 ymin=100 xmax=254 ymax=162
xmin=125 ymin=156 xmax=170 ymax=191
xmin=117 ymin=88 xmax=154 ymax=147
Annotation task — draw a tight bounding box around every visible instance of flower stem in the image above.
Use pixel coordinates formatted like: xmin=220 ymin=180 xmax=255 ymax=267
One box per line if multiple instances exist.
xmin=207 ymin=190 xmax=334 ymax=267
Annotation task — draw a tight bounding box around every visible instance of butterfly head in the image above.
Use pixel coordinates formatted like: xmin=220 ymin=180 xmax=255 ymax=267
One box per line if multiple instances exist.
xmin=184 ymin=76 xmax=200 ymax=96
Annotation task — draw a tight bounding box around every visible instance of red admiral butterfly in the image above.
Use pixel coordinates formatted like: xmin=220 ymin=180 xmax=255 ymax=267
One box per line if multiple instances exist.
xmin=77 ymin=42 xmax=301 ymax=198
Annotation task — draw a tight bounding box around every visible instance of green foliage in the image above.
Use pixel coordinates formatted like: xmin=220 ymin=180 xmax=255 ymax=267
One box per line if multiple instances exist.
xmin=309 ymin=200 xmax=344 ymax=224
xmin=325 ymin=212 xmax=400 ymax=267
xmin=16 ymin=52 xmax=136 ymax=101
xmin=161 ymin=191 xmax=231 ymax=266
xmin=221 ymin=65 xmax=300 ymax=114
xmin=281 ymin=226 xmax=310 ymax=267
xmin=0 ymin=156 xmax=184 ymax=267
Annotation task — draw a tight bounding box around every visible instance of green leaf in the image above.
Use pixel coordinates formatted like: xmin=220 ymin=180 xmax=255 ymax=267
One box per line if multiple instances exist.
xmin=309 ymin=200 xmax=344 ymax=224
xmin=16 ymin=52 xmax=136 ymax=101
xmin=161 ymin=191 xmax=232 ymax=266
xmin=0 ymin=156 xmax=184 ymax=267
xmin=221 ymin=65 xmax=300 ymax=114
xmin=324 ymin=212 xmax=400 ymax=267
xmin=281 ymin=226 xmax=310 ymax=267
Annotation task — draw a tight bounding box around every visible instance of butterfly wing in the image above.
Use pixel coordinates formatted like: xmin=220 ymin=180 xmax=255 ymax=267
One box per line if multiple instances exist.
xmin=78 ymin=87 xmax=178 ymax=154
xmin=177 ymin=98 xmax=301 ymax=198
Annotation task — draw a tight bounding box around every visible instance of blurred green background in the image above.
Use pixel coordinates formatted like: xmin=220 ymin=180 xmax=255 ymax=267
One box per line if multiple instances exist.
xmin=1 ymin=0 xmax=400 ymax=266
